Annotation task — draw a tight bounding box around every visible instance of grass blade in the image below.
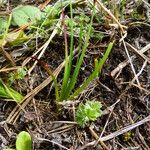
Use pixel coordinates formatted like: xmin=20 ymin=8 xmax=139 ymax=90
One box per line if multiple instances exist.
xmin=69 ymin=42 xmax=114 ymax=99
xmin=0 ymin=79 xmax=24 ymax=103
xmin=60 ymin=0 xmax=74 ymax=99
xmin=62 ymin=4 xmax=96 ymax=100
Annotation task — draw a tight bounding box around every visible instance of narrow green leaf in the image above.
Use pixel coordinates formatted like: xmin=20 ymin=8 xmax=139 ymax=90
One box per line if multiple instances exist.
xmin=70 ymin=42 xmax=113 ymax=99
xmin=97 ymin=42 xmax=114 ymax=74
xmin=0 ymin=79 xmax=24 ymax=103
xmin=63 ymin=5 xmax=96 ymax=100
xmin=60 ymin=0 xmax=74 ymax=100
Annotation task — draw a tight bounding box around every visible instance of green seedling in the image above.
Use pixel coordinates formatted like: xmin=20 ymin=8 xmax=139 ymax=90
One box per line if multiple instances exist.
xmin=41 ymin=0 xmax=84 ymax=26
xmin=30 ymin=1 xmax=113 ymax=107
xmin=0 ymin=13 xmax=12 ymax=46
xmin=76 ymin=100 xmax=102 ymax=128
xmin=9 ymin=67 xmax=27 ymax=84
xmin=122 ymin=131 xmax=134 ymax=142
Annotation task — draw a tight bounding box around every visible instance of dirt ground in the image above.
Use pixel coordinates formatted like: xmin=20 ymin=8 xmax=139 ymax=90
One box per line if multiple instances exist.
xmin=0 ymin=0 xmax=150 ymax=150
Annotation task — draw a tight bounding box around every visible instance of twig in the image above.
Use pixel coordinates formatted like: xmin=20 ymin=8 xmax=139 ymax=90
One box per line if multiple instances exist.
xmin=122 ymin=39 xmax=141 ymax=86
xmin=6 ymin=61 xmax=64 ymax=123
xmin=79 ymin=115 xmax=150 ymax=149
xmin=111 ymin=57 xmax=134 ymax=78
xmin=102 ymin=99 xmax=120 ymax=116
xmin=0 ymin=66 xmax=20 ymax=72
xmin=95 ymin=109 xmax=113 ymax=146
xmin=51 ymin=121 xmax=77 ymax=124
xmin=136 ymin=128 xmax=150 ymax=149
xmin=131 ymin=60 xmax=147 ymax=83
xmin=36 ymin=137 xmax=69 ymax=150
xmin=28 ymin=16 xmax=62 ymax=75
xmin=111 ymin=42 xmax=150 ymax=78
xmin=100 ymin=115 xmax=150 ymax=141
xmin=0 ymin=47 xmax=16 ymax=66
xmin=140 ymin=43 xmax=150 ymax=54
xmin=39 ymin=0 xmax=52 ymax=10
xmin=126 ymin=42 xmax=150 ymax=64
xmin=121 ymin=82 xmax=150 ymax=94
xmin=89 ymin=126 xmax=109 ymax=150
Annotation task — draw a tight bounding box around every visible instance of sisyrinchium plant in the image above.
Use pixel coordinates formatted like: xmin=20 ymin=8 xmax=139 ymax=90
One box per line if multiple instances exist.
xmin=41 ymin=0 xmax=114 ymax=104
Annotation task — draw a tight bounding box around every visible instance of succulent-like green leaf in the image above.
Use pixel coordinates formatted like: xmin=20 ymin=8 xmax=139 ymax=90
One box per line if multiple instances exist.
xmin=16 ymin=131 xmax=32 ymax=150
